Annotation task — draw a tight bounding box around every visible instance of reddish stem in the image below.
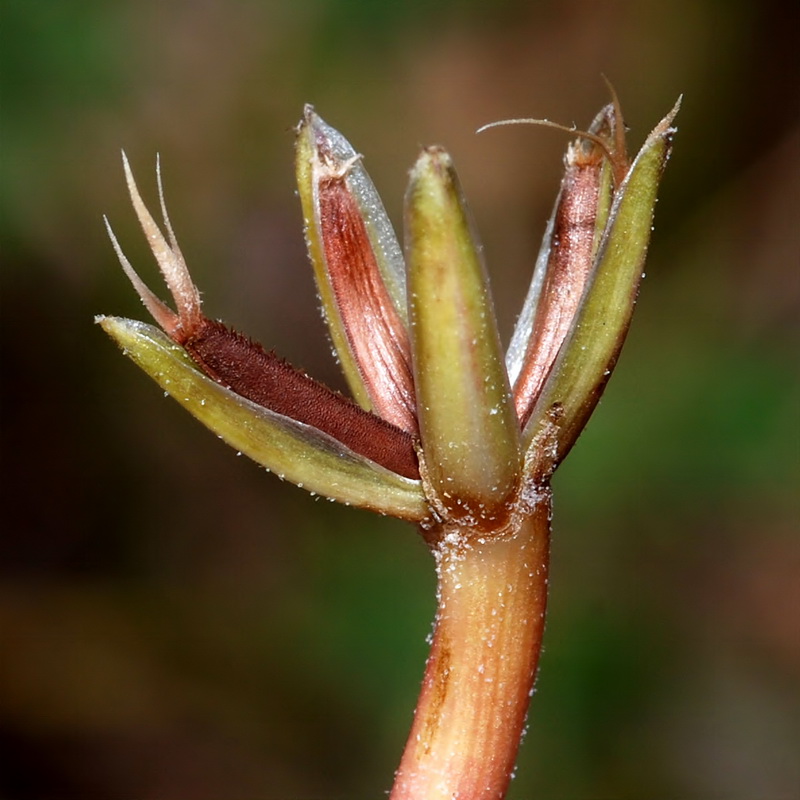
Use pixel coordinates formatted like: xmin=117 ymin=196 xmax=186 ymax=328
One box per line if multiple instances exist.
xmin=391 ymin=490 xmax=551 ymax=799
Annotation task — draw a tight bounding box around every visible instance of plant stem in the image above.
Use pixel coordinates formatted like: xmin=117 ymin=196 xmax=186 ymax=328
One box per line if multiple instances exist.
xmin=390 ymin=489 xmax=552 ymax=799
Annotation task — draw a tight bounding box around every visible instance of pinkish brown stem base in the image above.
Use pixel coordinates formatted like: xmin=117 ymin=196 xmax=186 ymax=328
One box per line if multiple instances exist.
xmin=390 ymin=489 xmax=551 ymax=799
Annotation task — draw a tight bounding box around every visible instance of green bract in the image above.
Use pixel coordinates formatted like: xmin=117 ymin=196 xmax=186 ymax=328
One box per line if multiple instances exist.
xmin=98 ymin=316 xmax=428 ymax=520
xmin=406 ymin=147 xmax=520 ymax=525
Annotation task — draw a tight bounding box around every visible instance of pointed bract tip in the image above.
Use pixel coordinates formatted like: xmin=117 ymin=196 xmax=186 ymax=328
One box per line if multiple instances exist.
xmin=103 ymin=213 xmax=180 ymax=334
xmin=662 ymin=95 xmax=682 ymax=129
xmin=114 ymin=154 xmax=204 ymax=343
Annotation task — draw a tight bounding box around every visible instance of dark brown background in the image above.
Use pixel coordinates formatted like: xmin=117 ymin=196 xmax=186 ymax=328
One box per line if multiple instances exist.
xmin=2 ymin=0 xmax=798 ymax=796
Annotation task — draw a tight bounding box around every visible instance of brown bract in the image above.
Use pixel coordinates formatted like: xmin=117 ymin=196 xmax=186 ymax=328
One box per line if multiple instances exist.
xmin=107 ymin=151 xmax=420 ymax=481
xmin=513 ymin=144 xmax=605 ymax=424
xmin=181 ymin=320 xmax=420 ymax=480
xmin=298 ymin=107 xmax=419 ymax=434
xmin=314 ymin=161 xmax=417 ymax=433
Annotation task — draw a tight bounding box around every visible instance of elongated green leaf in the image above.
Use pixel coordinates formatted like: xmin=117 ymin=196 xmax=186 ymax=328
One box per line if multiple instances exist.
xmin=99 ymin=316 xmax=428 ymax=521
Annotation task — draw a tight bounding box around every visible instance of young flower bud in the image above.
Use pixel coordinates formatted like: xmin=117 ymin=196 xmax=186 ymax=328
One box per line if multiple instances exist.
xmin=405 ymin=147 xmax=521 ymax=527
xmin=521 ymin=97 xmax=681 ymax=471
xmin=509 ymin=103 xmax=621 ymax=426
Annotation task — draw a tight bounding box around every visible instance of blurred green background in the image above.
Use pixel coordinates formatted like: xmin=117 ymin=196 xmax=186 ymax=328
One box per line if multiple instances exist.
xmin=1 ymin=0 xmax=798 ymax=797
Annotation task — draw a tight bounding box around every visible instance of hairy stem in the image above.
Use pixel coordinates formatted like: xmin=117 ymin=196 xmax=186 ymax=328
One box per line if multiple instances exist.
xmin=391 ymin=490 xmax=551 ymax=799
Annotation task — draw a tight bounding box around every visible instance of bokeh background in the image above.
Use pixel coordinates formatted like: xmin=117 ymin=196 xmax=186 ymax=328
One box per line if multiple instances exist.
xmin=2 ymin=0 xmax=798 ymax=797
